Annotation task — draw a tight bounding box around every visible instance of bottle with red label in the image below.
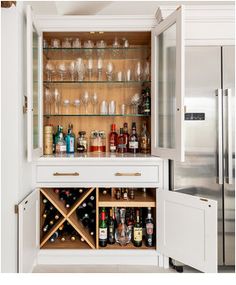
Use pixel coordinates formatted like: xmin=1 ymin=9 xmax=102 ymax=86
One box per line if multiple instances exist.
xmin=145 ymin=207 xmax=154 ymax=247
xmin=109 ymin=124 xmax=118 ymax=153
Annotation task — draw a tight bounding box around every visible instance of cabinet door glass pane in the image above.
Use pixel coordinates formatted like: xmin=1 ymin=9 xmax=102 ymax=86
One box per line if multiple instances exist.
xmin=33 ymin=29 xmax=39 ymax=149
xmin=157 ymin=23 xmax=176 ymax=149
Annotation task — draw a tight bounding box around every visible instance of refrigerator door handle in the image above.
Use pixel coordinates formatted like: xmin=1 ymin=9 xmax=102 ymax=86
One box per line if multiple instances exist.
xmin=216 ymin=89 xmax=223 ymax=185
xmin=225 ymin=88 xmax=233 ymax=184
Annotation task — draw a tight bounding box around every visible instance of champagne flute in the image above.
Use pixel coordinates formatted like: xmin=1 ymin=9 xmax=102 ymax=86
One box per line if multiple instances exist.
xmin=91 ymin=92 xmax=98 ymax=114
xmin=106 ymin=62 xmax=113 ymax=81
xmin=44 ymin=88 xmax=52 ymax=114
xmin=97 ymin=57 xmax=103 ymax=80
xmin=68 ymin=61 xmax=76 ymax=81
xmin=45 ymin=62 xmax=55 ymax=81
xmin=87 ymin=58 xmax=93 ymax=80
xmin=57 ymin=61 xmax=68 ymax=81
xmin=54 ymin=88 xmax=61 ymax=114
xmin=135 ymin=61 xmax=143 ymax=81
xmin=81 ymin=91 xmax=90 ymax=114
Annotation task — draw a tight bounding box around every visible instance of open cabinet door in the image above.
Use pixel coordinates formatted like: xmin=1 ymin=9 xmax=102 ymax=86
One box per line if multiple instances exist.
xmin=151 ymin=7 xmax=185 ymax=161
xmin=27 ymin=5 xmax=43 ymax=162
xmin=18 ymin=190 xmax=40 ymax=273
xmin=158 ymin=190 xmax=217 ymax=272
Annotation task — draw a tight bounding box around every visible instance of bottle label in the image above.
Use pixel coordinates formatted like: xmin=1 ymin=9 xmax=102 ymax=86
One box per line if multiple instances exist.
xmin=99 ymin=228 xmax=107 ymax=240
xmin=129 ymin=141 xmax=138 ymax=149
xmin=146 ymin=223 xmax=154 ymax=235
xmin=110 ymin=145 xmax=116 ymax=151
xmin=133 ymin=227 xmax=142 ymax=242
xmin=69 ymin=137 xmax=74 ymax=152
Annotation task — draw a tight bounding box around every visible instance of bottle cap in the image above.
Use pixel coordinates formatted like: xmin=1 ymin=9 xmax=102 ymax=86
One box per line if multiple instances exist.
xmin=111 ymin=124 xmax=116 ymax=131
xmin=79 ymin=131 xmax=86 ymax=136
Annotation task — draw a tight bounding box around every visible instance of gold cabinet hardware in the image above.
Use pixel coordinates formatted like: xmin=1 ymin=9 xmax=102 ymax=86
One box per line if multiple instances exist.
xmin=53 ymin=172 xmax=80 ymax=176
xmin=115 ymin=172 xmax=141 ymax=177
xmin=200 ymin=198 xmax=208 ymax=202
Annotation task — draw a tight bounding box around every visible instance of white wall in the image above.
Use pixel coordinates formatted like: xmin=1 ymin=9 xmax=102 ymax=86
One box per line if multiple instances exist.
xmin=1 ymin=4 xmax=32 ymax=273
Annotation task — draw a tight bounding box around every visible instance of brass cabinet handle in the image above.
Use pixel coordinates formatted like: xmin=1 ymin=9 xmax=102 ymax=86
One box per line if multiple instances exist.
xmin=53 ymin=172 xmax=80 ymax=176
xmin=115 ymin=172 xmax=141 ymax=177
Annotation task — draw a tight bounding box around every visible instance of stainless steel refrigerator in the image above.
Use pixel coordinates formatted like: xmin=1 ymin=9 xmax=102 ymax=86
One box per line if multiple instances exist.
xmin=170 ymin=46 xmax=235 ymax=266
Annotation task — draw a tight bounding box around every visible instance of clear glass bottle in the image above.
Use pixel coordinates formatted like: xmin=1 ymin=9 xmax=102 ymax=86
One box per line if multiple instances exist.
xmin=55 ymin=132 xmax=66 ymax=154
xmin=115 ymin=208 xmax=131 ymax=246
xmin=77 ymin=131 xmax=88 ymax=153
xmin=140 ymin=122 xmax=151 ymax=154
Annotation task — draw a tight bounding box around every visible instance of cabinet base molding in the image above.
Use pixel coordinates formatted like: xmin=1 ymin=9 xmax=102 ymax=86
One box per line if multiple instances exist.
xmin=37 ymin=250 xmax=165 ymax=267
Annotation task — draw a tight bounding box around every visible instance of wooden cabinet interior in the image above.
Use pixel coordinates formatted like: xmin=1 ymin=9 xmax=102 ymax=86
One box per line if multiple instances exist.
xmin=42 ymin=31 xmax=151 ymax=153
xmin=40 ymin=188 xmax=156 ymax=250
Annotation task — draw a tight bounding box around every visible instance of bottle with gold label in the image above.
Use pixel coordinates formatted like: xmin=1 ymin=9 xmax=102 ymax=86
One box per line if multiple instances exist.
xmin=44 ymin=125 xmax=53 ymax=155
xmin=140 ymin=122 xmax=151 ymax=154
xmin=133 ymin=209 xmax=142 ymax=247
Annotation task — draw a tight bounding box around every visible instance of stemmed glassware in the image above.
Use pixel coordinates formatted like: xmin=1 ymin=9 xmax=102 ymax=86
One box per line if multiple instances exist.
xmin=91 ymin=92 xmax=98 ymax=114
xmin=68 ymin=61 xmax=76 ymax=81
xmin=73 ymin=99 xmax=80 ymax=114
xmin=63 ymin=99 xmax=70 ymax=114
xmin=53 ymin=88 xmax=61 ymax=115
xmin=44 ymin=88 xmax=53 ymax=114
xmin=131 ymin=93 xmax=141 ymax=114
xmin=87 ymin=58 xmax=93 ymax=80
xmin=144 ymin=61 xmax=150 ymax=81
xmin=97 ymin=57 xmax=103 ymax=80
xmin=81 ymin=91 xmax=90 ymax=114
xmin=45 ymin=62 xmax=55 ymax=81
xmin=75 ymin=58 xmax=85 ymax=81
xmin=106 ymin=62 xmax=113 ymax=81
xmin=57 ymin=61 xmax=68 ymax=81
xmin=135 ymin=61 xmax=143 ymax=81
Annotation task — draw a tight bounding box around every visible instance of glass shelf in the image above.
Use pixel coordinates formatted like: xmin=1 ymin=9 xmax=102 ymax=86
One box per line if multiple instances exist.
xmin=43 ymin=80 xmax=151 ymax=85
xmin=44 ymin=114 xmax=150 ymax=117
xmin=43 ymin=46 xmax=150 ymax=51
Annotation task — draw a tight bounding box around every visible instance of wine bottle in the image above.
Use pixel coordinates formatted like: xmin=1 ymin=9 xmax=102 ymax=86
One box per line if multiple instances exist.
xmin=108 ymin=208 xmax=116 ymax=244
xmin=133 ymin=209 xmax=142 ymax=247
xmin=128 ymin=122 xmax=139 ymax=153
xmin=145 ymin=207 xmax=154 ymax=247
xmin=99 ymin=208 xmax=108 ymax=247
xmin=54 ymin=189 xmax=60 ymax=194
xmin=50 ymin=231 xmax=59 ymax=243
xmin=42 ymin=198 xmax=48 ymax=204
xmin=127 ymin=208 xmax=135 ymax=241
xmin=81 ymin=213 xmax=90 ymax=228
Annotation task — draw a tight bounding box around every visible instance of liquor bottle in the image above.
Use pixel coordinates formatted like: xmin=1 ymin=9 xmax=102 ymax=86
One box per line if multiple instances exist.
xmin=108 ymin=208 xmax=116 ymax=244
xmin=81 ymin=213 xmax=90 ymax=228
xmin=133 ymin=209 xmax=142 ymax=247
xmin=115 ymin=188 xmax=121 ymax=200
xmin=140 ymin=122 xmax=151 ymax=154
xmin=126 ymin=208 xmax=135 ymax=241
xmin=145 ymin=207 xmax=154 ymax=247
xmin=54 ymin=125 xmax=63 ymax=146
xmin=55 ymin=132 xmax=66 ymax=154
xmin=122 ymin=188 xmax=128 ymax=200
xmin=68 ymin=123 xmax=76 ymax=150
xmin=117 ymin=128 xmax=126 ymax=153
xmin=123 ymin=122 xmax=129 ymax=152
xmin=109 ymin=124 xmax=118 ymax=153
xmin=42 ymin=198 xmax=48 ymax=204
xmin=99 ymin=208 xmax=108 ymax=247
xmin=50 ymin=231 xmax=59 ymax=243
xmin=65 ymin=126 xmax=75 ymax=153
xmin=128 ymin=122 xmax=139 ymax=153
xmin=142 ymin=87 xmax=151 ymax=115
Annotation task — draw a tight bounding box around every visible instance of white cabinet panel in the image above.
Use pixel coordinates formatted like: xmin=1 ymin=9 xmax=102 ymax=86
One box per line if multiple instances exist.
xmin=18 ymin=189 xmax=40 ymax=273
xmin=158 ymin=189 xmax=217 ymax=272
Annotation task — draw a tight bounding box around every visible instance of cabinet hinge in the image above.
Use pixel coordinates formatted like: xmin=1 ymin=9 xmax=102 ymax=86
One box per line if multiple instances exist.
xmin=23 ymin=95 xmax=28 ymax=114
xmin=14 ymin=204 xmax=19 ymax=214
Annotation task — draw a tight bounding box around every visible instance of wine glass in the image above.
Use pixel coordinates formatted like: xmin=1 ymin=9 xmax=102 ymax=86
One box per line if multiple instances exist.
xmin=75 ymin=58 xmax=85 ymax=81
xmin=53 ymin=88 xmax=61 ymax=114
xmin=73 ymin=99 xmax=80 ymax=114
xmin=144 ymin=61 xmax=150 ymax=81
xmin=106 ymin=62 xmax=113 ymax=81
xmin=44 ymin=88 xmax=53 ymax=114
xmin=57 ymin=61 xmax=68 ymax=81
xmin=135 ymin=61 xmax=143 ymax=81
xmin=45 ymin=62 xmax=55 ymax=81
xmin=81 ymin=91 xmax=90 ymax=114
xmin=68 ymin=61 xmax=76 ymax=81
xmin=97 ymin=57 xmax=103 ymax=80
xmin=131 ymin=93 xmax=141 ymax=114
xmin=63 ymin=99 xmax=70 ymax=114
xmin=87 ymin=58 xmax=93 ymax=80
xmin=91 ymin=92 xmax=98 ymax=114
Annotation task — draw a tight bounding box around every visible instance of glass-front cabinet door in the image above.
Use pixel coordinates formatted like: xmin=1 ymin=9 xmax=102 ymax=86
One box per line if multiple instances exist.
xmin=27 ymin=6 xmax=43 ymax=162
xmin=151 ymin=7 xmax=185 ymax=162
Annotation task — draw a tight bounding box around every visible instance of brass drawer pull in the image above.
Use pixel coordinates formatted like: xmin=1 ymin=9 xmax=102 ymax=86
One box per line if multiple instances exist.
xmin=53 ymin=172 xmax=80 ymax=176
xmin=115 ymin=172 xmax=141 ymax=177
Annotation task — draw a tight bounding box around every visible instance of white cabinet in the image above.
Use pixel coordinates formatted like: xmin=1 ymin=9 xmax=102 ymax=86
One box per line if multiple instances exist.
xmin=20 ymin=5 xmax=218 ymax=273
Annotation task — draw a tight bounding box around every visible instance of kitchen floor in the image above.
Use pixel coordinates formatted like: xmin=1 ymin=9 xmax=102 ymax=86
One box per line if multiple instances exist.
xmin=32 ymin=265 xmax=235 ymax=273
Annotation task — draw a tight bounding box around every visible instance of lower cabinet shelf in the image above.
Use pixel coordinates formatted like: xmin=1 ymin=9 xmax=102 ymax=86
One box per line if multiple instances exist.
xmin=40 ymin=187 xmax=156 ymax=251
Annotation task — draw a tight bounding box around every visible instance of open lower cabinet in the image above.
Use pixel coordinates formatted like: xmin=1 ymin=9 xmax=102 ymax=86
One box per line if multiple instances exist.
xmin=19 ymin=187 xmax=217 ymax=273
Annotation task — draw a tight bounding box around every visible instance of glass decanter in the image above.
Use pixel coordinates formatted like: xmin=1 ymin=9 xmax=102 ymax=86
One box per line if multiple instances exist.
xmin=115 ymin=208 xmax=131 ymax=246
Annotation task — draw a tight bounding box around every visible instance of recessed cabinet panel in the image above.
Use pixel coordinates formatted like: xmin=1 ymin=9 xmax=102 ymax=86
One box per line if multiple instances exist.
xmin=151 ymin=7 xmax=185 ymax=161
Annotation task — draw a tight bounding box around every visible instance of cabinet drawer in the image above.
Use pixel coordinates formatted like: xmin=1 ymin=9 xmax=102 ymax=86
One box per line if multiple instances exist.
xmin=36 ymin=165 xmax=160 ymax=184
